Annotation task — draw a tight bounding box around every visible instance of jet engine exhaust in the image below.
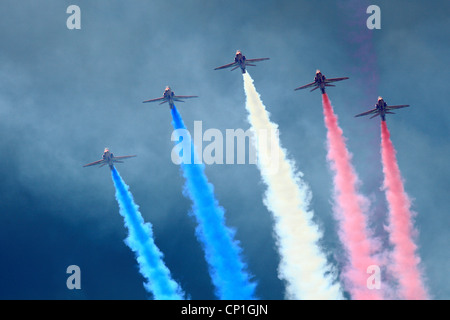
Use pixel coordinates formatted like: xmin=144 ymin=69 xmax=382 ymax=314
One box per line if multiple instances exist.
xmin=170 ymin=105 xmax=257 ymax=300
xmin=242 ymin=72 xmax=344 ymax=300
xmin=111 ymin=167 xmax=184 ymax=299
xmin=321 ymin=93 xmax=383 ymax=300
xmin=380 ymin=121 xmax=429 ymax=299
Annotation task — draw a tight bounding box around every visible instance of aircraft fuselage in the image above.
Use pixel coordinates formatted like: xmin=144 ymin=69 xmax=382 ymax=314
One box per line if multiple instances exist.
xmin=315 ymin=72 xmax=327 ymax=93
xmin=235 ymin=53 xmax=247 ymax=73
xmin=376 ymin=100 xmax=388 ymax=121
xmin=163 ymin=89 xmax=176 ymax=109
xmin=102 ymin=151 xmax=115 ymax=169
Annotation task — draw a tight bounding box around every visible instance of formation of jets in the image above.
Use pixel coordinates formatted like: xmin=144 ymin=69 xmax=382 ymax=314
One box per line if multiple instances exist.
xmin=214 ymin=50 xmax=270 ymax=74
xmin=295 ymin=70 xmax=349 ymax=94
xmin=142 ymin=86 xmax=198 ymax=110
xmin=84 ymin=50 xmax=411 ymax=169
xmin=83 ymin=148 xmax=136 ymax=170
xmin=355 ymin=97 xmax=410 ymax=121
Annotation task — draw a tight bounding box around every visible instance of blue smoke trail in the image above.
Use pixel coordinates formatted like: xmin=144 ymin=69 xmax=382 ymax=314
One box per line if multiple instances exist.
xmin=111 ymin=167 xmax=184 ymax=300
xmin=171 ymin=105 xmax=257 ymax=300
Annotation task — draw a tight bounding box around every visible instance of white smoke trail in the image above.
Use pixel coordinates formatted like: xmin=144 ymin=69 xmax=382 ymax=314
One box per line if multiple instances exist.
xmin=243 ymin=73 xmax=343 ymax=300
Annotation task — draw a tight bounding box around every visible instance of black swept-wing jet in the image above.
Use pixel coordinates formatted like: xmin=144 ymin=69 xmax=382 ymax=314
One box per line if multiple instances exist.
xmin=355 ymin=97 xmax=410 ymax=121
xmin=83 ymin=148 xmax=136 ymax=170
xmin=143 ymin=86 xmax=198 ymax=109
xmin=295 ymin=70 xmax=348 ymax=94
xmin=214 ymin=50 xmax=269 ymax=74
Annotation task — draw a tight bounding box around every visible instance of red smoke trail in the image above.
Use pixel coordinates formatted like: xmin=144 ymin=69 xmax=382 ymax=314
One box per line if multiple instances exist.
xmin=380 ymin=121 xmax=428 ymax=300
xmin=322 ymin=93 xmax=382 ymax=300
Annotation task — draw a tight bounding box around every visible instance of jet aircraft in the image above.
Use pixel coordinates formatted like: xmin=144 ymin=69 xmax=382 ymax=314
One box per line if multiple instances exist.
xmin=143 ymin=86 xmax=198 ymax=109
xmin=214 ymin=50 xmax=269 ymax=74
xmin=83 ymin=148 xmax=136 ymax=169
xmin=355 ymin=97 xmax=410 ymax=121
xmin=294 ymin=70 xmax=349 ymax=94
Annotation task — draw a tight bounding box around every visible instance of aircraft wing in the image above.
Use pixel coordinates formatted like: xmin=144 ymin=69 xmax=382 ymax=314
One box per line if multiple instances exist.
xmin=83 ymin=159 xmax=105 ymax=167
xmin=143 ymin=97 xmax=165 ymax=103
xmin=214 ymin=62 xmax=237 ymax=70
xmin=113 ymin=155 xmax=137 ymax=160
xmin=355 ymin=108 xmax=378 ymax=117
xmin=325 ymin=77 xmax=349 ymax=83
xmin=294 ymin=82 xmax=317 ymax=91
xmin=174 ymin=95 xmax=198 ymax=99
xmin=246 ymin=58 xmax=270 ymax=63
xmin=387 ymin=104 xmax=409 ymax=110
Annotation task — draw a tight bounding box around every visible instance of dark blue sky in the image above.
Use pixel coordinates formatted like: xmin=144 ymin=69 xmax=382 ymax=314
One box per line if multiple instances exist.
xmin=0 ymin=0 xmax=448 ymax=299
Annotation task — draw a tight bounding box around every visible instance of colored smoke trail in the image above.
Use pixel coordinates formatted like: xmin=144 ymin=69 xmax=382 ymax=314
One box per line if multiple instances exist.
xmin=380 ymin=121 xmax=428 ymax=299
xmin=321 ymin=93 xmax=382 ymax=300
xmin=243 ymin=72 xmax=343 ymax=300
xmin=111 ymin=167 xmax=184 ymax=300
xmin=171 ymin=106 xmax=257 ymax=300
xmin=338 ymin=0 xmax=379 ymax=100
